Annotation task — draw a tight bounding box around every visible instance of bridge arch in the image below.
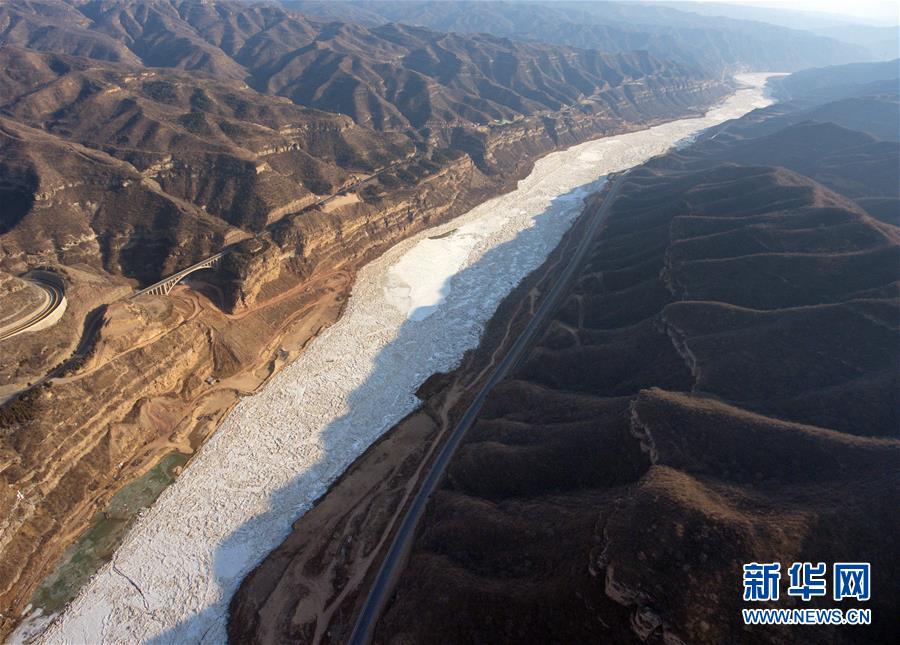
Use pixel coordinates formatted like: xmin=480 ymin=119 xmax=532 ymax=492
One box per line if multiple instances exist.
xmin=132 ymin=252 xmax=226 ymax=298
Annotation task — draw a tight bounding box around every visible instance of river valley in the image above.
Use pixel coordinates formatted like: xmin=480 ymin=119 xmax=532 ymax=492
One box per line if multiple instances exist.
xmin=25 ymin=73 xmax=777 ymax=644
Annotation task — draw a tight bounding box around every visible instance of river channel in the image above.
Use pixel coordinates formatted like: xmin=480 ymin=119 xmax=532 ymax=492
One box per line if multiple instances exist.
xmin=29 ymin=73 xmax=777 ymax=644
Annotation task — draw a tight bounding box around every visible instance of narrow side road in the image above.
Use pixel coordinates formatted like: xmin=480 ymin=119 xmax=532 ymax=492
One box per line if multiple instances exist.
xmin=348 ymin=171 xmax=628 ymax=644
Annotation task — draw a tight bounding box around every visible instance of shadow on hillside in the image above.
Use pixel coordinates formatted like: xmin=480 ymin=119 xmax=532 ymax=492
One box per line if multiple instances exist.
xmin=145 ymin=175 xmax=608 ymax=643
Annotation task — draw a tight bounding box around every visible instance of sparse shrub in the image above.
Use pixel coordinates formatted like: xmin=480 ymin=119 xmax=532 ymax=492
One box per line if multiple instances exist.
xmin=379 ymin=173 xmax=401 ymax=189
xmin=431 ymin=147 xmax=464 ymax=165
xmin=0 ymin=390 xmax=39 ymax=427
xmin=332 ymin=138 xmax=368 ymax=169
xmin=190 ymin=88 xmax=213 ymax=112
xmin=178 ymin=112 xmax=212 ymax=135
xmin=360 ymin=185 xmax=382 ymax=203
xmin=223 ymin=94 xmax=251 ymax=118
xmin=142 ymin=80 xmax=179 ymax=103
xmin=219 ymin=121 xmax=243 ymax=138
xmin=396 ymin=168 xmax=416 ymax=184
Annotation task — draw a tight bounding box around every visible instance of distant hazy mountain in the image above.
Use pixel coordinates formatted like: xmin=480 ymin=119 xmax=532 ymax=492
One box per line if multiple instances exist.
xmin=769 ymin=58 xmax=900 ymax=104
xmin=283 ymin=0 xmax=873 ymax=74
xmin=657 ymin=1 xmax=894 ymax=29
xmin=656 ymin=1 xmax=899 ymax=60
xmin=810 ymin=24 xmax=900 ymax=61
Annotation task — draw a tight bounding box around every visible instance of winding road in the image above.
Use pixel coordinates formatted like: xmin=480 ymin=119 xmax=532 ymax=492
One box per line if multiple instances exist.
xmin=348 ymin=172 xmax=627 ymax=644
xmin=0 ymin=273 xmax=66 ymax=341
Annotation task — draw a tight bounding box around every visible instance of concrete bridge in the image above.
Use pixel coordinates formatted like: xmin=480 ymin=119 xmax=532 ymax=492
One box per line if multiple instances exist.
xmin=132 ymin=252 xmax=227 ymax=298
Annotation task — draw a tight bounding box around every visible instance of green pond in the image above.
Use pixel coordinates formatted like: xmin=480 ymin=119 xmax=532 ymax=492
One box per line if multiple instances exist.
xmin=28 ymin=451 xmax=189 ymax=614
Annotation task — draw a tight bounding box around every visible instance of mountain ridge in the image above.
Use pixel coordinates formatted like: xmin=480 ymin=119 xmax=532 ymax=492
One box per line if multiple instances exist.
xmin=283 ymin=0 xmax=875 ymax=74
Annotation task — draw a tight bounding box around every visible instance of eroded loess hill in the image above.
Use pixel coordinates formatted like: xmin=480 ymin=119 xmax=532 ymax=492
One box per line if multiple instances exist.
xmin=373 ymin=119 xmax=899 ymax=643
xmin=0 ymin=43 xmax=410 ymax=265
xmin=0 ymin=2 xmax=736 ymax=635
xmin=1 ymin=0 xmax=726 ymax=139
xmin=0 ymin=0 xmax=729 ymax=293
xmin=664 ymin=96 xmax=900 ymax=225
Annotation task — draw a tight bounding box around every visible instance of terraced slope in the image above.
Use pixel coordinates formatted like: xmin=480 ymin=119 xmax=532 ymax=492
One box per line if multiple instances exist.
xmin=0 ymin=3 xmax=736 ymax=636
xmin=666 ymin=94 xmax=900 ymax=224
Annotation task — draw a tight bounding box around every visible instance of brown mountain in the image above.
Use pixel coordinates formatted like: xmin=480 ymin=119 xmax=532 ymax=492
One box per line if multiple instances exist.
xmin=667 ymin=103 xmax=900 ymax=227
xmin=221 ymin=92 xmax=900 ymax=643
xmin=371 ymin=153 xmax=899 ymax=643
xmin=0 ymin=44 xmax=411 ymax=278
xmin=700 ymin=91 xmax=899 ymax=144
xmin=1 ymin=0 xmax=723 ymax=139
xmin=283 ymin=0 xmax=873 ymax=75
xmin=1 ymin=0 xmax=728 ymax=288
xmin=0 ymin=46 xmax=416 ymax=277
xmin=247 ymin=22 xmax=711 ymax=135
xmin=768 ymin=58 xmax=900 ymax=104
xmin=0 ymin=2 xmax=734 ymax=637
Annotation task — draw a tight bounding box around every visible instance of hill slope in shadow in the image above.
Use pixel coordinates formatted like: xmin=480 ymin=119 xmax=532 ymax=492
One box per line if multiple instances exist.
xmin=374 ymin=82 xmax=900 ymax=645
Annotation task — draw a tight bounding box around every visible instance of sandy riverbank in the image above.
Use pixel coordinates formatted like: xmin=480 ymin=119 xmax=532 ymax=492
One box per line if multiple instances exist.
xmin=30 ymin=74 xmax=777 ymax=644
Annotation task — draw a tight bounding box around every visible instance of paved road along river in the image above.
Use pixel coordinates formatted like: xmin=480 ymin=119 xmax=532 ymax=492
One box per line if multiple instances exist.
xmin=31 ymin=73 xmax=776 ymax=644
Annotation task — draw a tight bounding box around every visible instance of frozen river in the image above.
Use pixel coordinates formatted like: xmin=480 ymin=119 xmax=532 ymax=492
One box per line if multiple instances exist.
xmin=31 ymin=74 xmax=776 ymax=644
